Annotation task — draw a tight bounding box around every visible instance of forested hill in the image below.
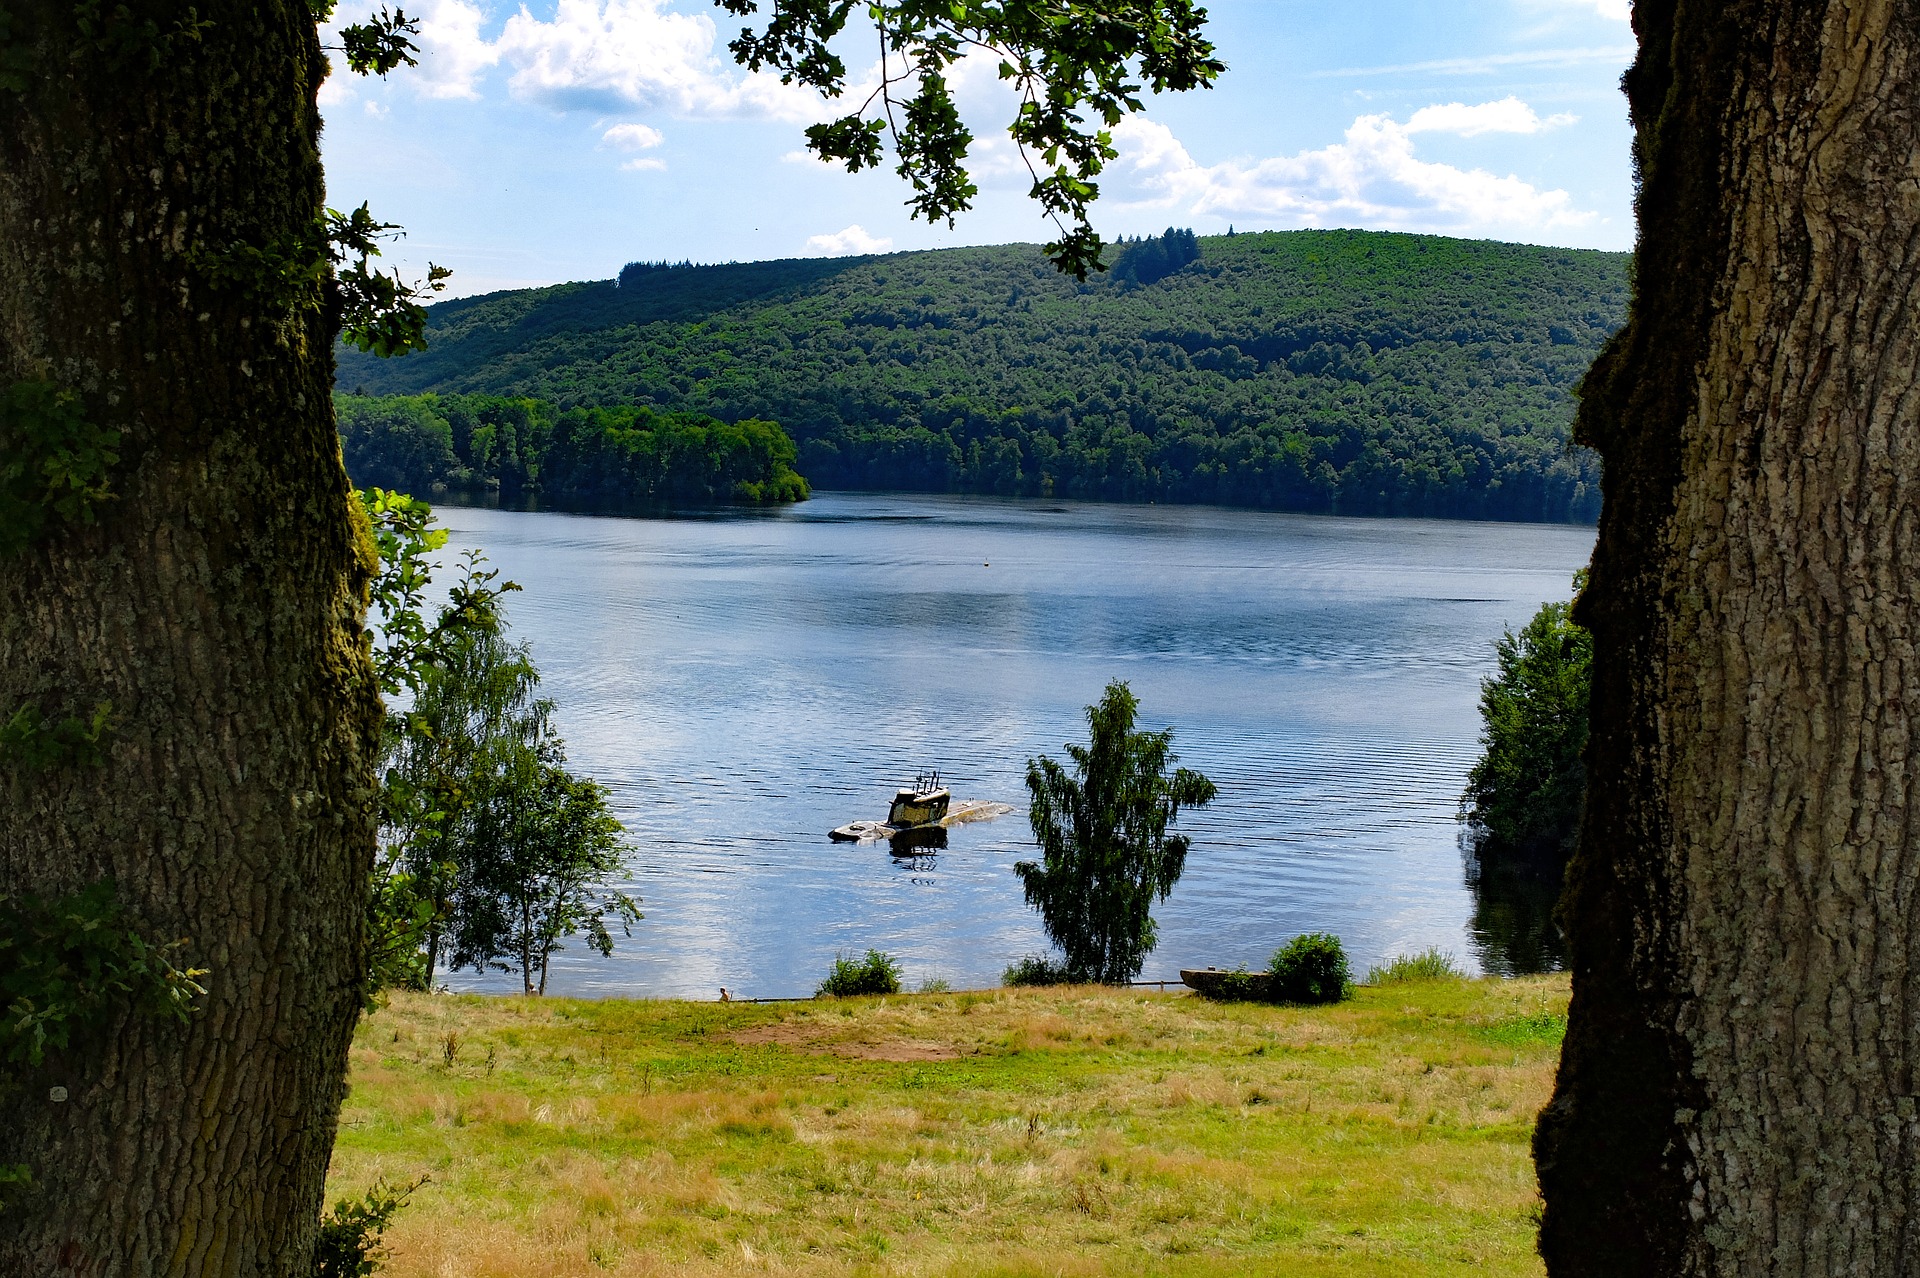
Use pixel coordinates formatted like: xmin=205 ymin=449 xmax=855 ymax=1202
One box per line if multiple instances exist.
xmin=338 ymin=230 xmax=1628 ymax=523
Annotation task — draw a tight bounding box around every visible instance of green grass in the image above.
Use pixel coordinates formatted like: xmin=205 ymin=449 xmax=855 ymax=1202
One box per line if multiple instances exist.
xmin=329 ymin=976 xmax=1567 ymax=1277
xmin=1366 ymin=948 xmax=1469 ymax=986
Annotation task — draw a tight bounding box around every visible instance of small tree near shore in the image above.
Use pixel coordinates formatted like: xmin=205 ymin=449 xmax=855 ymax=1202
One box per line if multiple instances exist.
xmin=1461 ymin=577 xmax=1592 ymax=858
xmin=1017 ymin=681 xmax=1216 ymax=984
xmin=454 ymin=759 xmax=640 ymax=997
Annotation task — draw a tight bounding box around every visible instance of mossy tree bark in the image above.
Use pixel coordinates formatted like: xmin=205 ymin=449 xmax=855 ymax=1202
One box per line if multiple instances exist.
xmin=1538 ymin=1 xmax=1920 ymax=1272
xmin=0 ymin=3 xmax=380 ymax=1274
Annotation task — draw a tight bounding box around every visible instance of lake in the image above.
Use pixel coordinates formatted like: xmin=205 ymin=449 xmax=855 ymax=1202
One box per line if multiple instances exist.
xmin=430 ymin=492 xmax=1594 ymax=999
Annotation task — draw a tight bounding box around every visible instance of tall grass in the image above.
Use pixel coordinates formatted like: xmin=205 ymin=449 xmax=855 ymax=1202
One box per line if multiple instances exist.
xmin=330 ymin=976 xmax=1571 ymax=1277
xmin=1366 ymin=947 xmax=1468 ymax=985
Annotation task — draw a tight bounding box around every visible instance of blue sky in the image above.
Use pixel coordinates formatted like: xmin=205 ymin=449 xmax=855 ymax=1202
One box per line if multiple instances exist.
xmin=319 ymin=0 xmax=1636 ymax=297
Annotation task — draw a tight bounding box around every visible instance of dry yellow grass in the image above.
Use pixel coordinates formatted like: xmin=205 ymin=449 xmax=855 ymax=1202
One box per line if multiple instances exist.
xmin=329 ymin=976 xmax=1567 ymax=1277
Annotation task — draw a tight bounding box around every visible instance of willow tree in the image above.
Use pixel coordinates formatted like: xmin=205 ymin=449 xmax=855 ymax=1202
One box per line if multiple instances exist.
xmin=0 ymin=1 xmax=1220 ymax=1272
xmin=1535 ymin=4 xmax=1920 ymax=1273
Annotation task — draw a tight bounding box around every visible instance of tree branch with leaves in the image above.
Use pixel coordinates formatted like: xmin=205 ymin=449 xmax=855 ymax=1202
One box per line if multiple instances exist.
xmin=721 ymin=0 xmax=1223 ymax=278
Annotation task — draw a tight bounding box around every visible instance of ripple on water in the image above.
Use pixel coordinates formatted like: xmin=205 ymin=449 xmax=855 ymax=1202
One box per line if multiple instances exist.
xmin=429 ymin=492 xmax=1591 ymax=997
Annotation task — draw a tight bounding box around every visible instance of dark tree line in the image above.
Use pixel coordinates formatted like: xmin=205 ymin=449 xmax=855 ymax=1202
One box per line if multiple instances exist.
xmin=337 ymin=393 xmax=809 ymax=509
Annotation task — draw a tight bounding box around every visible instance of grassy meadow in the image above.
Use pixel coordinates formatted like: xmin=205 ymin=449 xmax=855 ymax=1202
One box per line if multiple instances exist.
xmin=329 ymin=977 xmax=1568 ymax=1278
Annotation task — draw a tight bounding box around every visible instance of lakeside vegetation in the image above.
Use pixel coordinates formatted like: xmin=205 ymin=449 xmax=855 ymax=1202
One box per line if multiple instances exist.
xmin=339 ymin=395 xmax=809 ymax=510
xmin=329 ymin=976 xmax=1567 ymax=1277
xmin=339 ymin=229 xmax=1625 ymax=523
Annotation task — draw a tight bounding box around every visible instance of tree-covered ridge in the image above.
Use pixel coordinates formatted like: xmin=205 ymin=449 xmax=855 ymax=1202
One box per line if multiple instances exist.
xmin=337 ymin=394 xmax=809 ymax=508
xmin=339 ymin=229 xmax=1628 ymax=523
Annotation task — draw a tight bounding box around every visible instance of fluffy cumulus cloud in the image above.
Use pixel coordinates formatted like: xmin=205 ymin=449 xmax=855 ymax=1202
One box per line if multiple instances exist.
xmin=403 ymin=0 xmax=817 ymax=118
xmin=805 ymin=224 xmax=893 ymax=256
xmin=1106 ymin=98 xmax=1592 ymax=240
xmin=603 ymin=120 xmax=667 ymax=167
xmin=411 ymin=0 xmax=500 ymax=99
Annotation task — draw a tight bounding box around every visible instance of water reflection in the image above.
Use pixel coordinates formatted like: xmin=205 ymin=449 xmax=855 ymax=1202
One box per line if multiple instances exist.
xmin=888 ymin=826 xmax=948 ymax=856
xmin=1463 ymin=833 xmax=1569 ymax=976
xmin=431 ymin=493 xmax=1595 ymax=996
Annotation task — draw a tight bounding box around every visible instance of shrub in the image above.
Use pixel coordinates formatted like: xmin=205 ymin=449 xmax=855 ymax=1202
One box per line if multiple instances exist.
xmin=816 ymin=950 xmax=902 ymax=997
xmin=1268 ymin=933 xmax=1351 ymax=1005
xmin=312 ymin=1178 xmax=424 ymax=1278
xmin=918 ymin=977 xmax=952 ymax=994
xmin=1002 ymin=954 xmax=1074 ymax=987
xmin=1366 ymin=948 xmax=1466 ymax=985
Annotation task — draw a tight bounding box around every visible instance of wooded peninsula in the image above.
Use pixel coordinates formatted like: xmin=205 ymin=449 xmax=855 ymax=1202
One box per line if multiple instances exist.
xmin=338 ymin=229 xmax=1627 ymax=523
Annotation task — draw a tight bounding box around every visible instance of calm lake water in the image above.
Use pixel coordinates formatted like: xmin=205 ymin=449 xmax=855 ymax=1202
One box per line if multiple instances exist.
xmin=431 ymin=492 xmax=1594 ymax=999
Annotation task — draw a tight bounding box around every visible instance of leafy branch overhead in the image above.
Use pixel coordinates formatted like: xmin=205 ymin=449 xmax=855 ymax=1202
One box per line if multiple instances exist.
xmin=721 ymin=0 xmax=1224 ymax=277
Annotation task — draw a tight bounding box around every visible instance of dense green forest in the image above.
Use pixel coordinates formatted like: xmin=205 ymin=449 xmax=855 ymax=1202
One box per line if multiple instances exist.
xmin=339 ymin=229 xmax=1628 ymax=523
xmin=337 ymin=394 xmax=809 ymax=508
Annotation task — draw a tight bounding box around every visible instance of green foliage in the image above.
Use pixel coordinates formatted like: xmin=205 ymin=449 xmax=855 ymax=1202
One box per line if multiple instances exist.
xmin=0 ymin=378 xmax=121 ymax=555
xmin=338 ymin=394 xmax=809 ymax=508
xmin=374 ymin=626 xmax=548 ymax=995
xmin=0 ymin=882 xmax=206 ymax=1069
xmin=0 ymin=701 xmax=112 ymax=771
xmin=450 ymin=761 xmax=642 ymax=996
xmin=1366 ymin=948 xmax=1466 ymax=985
xmin=1110 ymin=227 xmax=1200 ymax=286
xmin=328 ymin=204 xmax=450 ymax=357
xmin=189 ymin=205 xmax=447 ymax=358
xmin=0 ymin=1162 xmax=30 ymax=1215
xmin=817 ymin=950 xmax=903 ymax=997
xmin=359 ymin=490 xmax=524 ymax=998
xmin=721 ymin=0 xmax=1222 ymax=276
xmin=339 ymin=230 xmax=1624 ymax=523
xmin=311 ymin=1177 xmax=425 ymax=1278
xmin=1001 ymin=954 xmax=1074 ymax=987
xmin=1017 ymin=680 xmax=1216 ymax=984
xmin=360 ymin=487 xmax=517 ymax=699
xmin=1267 ymin=933 xmax=1351 ymax=1005
xmin=1461 ymin=577 xmax=1592 ymax=855
xmin=334 ymin=6 xmax=420 ymax=76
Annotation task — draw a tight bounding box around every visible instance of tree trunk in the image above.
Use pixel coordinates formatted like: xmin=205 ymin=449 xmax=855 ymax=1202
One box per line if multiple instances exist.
xmin=1537 ymin=2 xmax=1920 ymax=1272
xmin=523 ymin=898 xmax=536 ymax=996
xmin=0 ymin=5 xmax=379 ymax=1274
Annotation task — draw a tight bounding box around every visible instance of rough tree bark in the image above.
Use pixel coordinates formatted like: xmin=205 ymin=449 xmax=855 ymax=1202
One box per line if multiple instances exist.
xmin=1538 ymin=1 xmax=1920 ymax=1273
xmin=0 ymin=4 xmax=380 ymax=1274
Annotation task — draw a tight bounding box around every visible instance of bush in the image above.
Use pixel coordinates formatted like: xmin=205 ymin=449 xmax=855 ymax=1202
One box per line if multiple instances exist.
xmin=312 ymin=1178 xmax=424 ymax=1278
xmin=1002 ymin=954 xmax=1074 ymax=987
xmin=816 ymin=950 xmax=902 ymax=997
xmin=1268 ymin=933 xmax=1351 ymax=1005
xmin=1366 ymin=948 xmax=1466 ymax=985
xmin=918 ymin=977 xmax=952 ymax=994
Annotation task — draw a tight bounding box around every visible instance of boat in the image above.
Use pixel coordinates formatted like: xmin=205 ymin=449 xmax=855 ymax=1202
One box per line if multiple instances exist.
xmin=829 ymin=770 xmax=1014 ymax=847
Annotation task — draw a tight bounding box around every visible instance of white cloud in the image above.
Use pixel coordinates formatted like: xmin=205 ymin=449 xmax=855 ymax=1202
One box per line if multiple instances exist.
xmin=493 ymin=0 xmax=816 ymax=118
xmin=1404 ymin=97 xmax=1576 ymax=136
xmin=1588 ymin=0 xmax=1630 ymax=19
xmin=401 ymin=0 xmax=819 ymax=119
xmin=603 ymin=121 xmax=666 ymax=150
xmin=621 ymin=157 xmax=667 ymax=172
xmin=1315 ymin=44 xmax=1633 ymax=78
xmin=412 ymin=0 xmax=499 ymax=100
xmin=805 ymin=224 xmax=893 ymax=256
xmin=1107 ymin=106 xmax=1594 ymax=240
